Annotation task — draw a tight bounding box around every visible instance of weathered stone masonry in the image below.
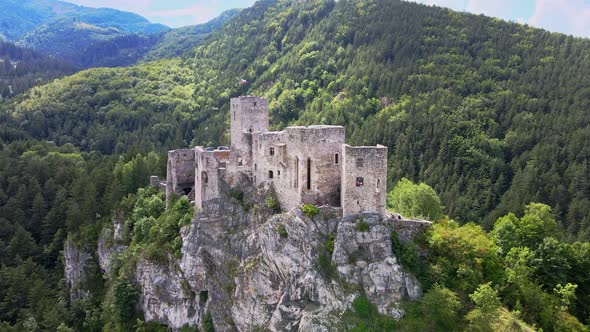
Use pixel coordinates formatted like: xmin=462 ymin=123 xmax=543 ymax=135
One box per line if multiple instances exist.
xmin=166 ymin=96 xmax=388 ymax=216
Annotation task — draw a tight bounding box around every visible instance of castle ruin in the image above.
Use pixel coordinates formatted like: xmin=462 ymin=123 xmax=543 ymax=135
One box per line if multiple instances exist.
xmin=166 ymin=96 xmax=388 ymax=216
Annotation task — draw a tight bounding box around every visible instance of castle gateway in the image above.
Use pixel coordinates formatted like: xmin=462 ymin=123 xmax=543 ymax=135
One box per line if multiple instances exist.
xmin=166 ymin=96 xmax=387 ymax=217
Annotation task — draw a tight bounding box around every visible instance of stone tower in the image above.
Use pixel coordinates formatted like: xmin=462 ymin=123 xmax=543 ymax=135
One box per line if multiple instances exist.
xmin=230 ymin=96 xmax=269 ymax=170
xmin=341 ymin=144 xmax=388 ymax=216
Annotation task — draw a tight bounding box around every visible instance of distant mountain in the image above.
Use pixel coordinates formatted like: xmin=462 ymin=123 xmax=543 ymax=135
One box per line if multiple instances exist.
xmin=0 ymin=0 xmax=168 ymax=42
xmin=0 ymin=1 xmax=238 ymax=68
xmin=143 ymin=9 xmax=241 ymax=61
xmin=0 ymin=39 xmax=76 ymax=101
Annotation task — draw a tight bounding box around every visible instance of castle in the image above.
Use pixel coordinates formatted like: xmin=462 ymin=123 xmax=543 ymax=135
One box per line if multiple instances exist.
xmin=165 ymin=96 xmax=388 ymax=217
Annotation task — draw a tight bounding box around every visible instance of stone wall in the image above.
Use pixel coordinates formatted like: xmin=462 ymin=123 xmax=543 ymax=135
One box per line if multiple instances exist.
xmin=252 ymin=125 xmax=345 ymax=210
xmin=166 ymin=148 xmax=196 ymax=208
xmin=194 ymin=147 xmax=229 ymax=210
xmin=341 ymin=144 xmax=388 ymax=216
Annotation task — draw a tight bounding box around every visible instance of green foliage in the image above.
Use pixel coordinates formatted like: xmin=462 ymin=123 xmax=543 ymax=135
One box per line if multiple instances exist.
xmin=402 ymin=285 xmax=463 ymax=331
xmin=229 ymin=189 xmax=244 ymax=203
xmin=325 ymin=234 xmax=336 ymax=254
xmin=344 ymin=292 xmax=399 ymax=331
xmin=466 ymin=283 xmax=502 ymax=332
xmin=492 ymin=202 xmax=560 ymax=255
xmin=356 ymin=219 xmax=370 ymax=232
xmin=277 ymin=224 xmax=288 ymax=238
xmin=352 ymin=293 xmax=372 ymax=319
xmin=124 ymin=189 xmax=193 ymax=263
xmin=316 ymin=252 xmax=337 ymax=281
xmin=199 ymin=290 xmax=209 ymax=304
xmin=428 ymin=220 xmax=502 ymax=294
xmin=387 ymin=178 xmax=444 ymax=221
xmin=265 ymin=195 xmax=281 ymax=213
xmin=179 ymin=324 xmax=199 ymax=332
xmin=301 ymin=204 xmax=320 ymax=218
xmin=202 ymin=311 xmax=215 ymax=332
xmin=113 ymin=278 xmax=138 ymax=329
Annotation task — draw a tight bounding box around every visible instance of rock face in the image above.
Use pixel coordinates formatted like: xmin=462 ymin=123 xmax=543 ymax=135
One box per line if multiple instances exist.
xmin=64 ymin=239 xmax=96 ymax=303
xmin=97 ymin=226 xmax=127 ymax=276
xmin=332 ymin=214 xmax=421 ymax=319
xmin=69 ymin=184 xmax=429 ymax=331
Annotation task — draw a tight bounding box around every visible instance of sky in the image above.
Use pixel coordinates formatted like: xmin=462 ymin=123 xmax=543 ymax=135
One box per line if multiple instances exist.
xmin=66 ymin=0 xmax=590 ymax=38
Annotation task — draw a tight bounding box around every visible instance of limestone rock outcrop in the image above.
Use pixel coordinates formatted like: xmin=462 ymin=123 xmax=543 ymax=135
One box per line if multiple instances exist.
xmin=66 ymin=186 xmax=429 ymax=331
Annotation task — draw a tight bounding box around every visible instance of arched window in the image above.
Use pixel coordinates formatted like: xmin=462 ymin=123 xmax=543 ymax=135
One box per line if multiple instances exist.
xmin=268 ymin=170 xmax=274 ymax=179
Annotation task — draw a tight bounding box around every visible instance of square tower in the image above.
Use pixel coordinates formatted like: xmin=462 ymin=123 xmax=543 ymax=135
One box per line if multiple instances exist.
xmin=230 ymin=96 xmax=269 ymax=169
xmin=341 ymin=144 xmax=388 ymax=216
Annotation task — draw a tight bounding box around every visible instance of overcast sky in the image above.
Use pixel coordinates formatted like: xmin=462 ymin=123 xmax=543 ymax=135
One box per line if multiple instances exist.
xmin=66 ymin=0 xmax=590 ymax=38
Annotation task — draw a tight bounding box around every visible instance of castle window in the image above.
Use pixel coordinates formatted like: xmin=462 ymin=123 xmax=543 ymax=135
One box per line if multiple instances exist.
xmin=277 ymin=170 xmax=281 ymax=176
xmin=335 ymin=153 xmax=339 ymax=164
xmin=356 ymin=158 xmax=364 ymax=168
xmin=376 ymin=179 xmax=381 ymax=193
xmin=356 ymin=177 xmax=364 ymax=187
xmin=270 ymin=147 xmax=275 ymax=156
xmin=238 ymin=157 xmax=243 ymax=167
xmin=307 ymin=158 xmax=311 ymax=190
xmin=269 ymin=170 xmax=274 ymax=179
xmin=202 ymin=171 xmax=208 ymax=184
xmin=255 ymin=164 xmax=257 ymax=171
xmin=294 ymin=157 xmax=299 ymax=188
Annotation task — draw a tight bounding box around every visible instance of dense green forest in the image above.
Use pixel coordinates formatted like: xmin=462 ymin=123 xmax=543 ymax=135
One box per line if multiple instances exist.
xmin=0 ymin=40 xmax=76 ymax=100
xmin=0 ymin=0 xmax=589 ymax=330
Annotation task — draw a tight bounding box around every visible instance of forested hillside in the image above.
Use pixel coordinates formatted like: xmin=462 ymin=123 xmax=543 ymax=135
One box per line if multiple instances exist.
xmin=4 ymin=0 xmax=589 ymax=238
xmin=0 ymin=40 xmax=76 ymax=100
xmin=1 ymin=0 xmax=590 ymax=330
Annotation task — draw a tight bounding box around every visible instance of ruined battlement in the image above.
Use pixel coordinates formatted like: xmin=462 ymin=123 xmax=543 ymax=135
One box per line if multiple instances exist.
xmin=166 ymin=97 xmax=389 ymax=216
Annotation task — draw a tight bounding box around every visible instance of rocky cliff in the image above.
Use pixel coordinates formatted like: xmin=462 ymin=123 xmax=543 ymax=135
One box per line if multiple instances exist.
xmin=65 ymin=185 xmax=429 ymax=331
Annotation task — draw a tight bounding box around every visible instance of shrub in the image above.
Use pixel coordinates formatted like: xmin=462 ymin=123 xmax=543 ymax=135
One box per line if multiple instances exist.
xmin=199 ymin=290 xmax=209 ymax=304
xmin=356 ymin=219 xmax=370 ymax=232
xmin=265 ymin=195 xmax=281 ymax=213
xmin=203 ymin=311 xmax=215 ymax=332
xmin=352 ymin=293 xmax=374 ymax=320
xmin=325 ymin=234 xmax=336 ymax=253
xmin=317 ymin=252 xmax=337 ymax=280
xmin=302 ymin=203 xmax=320 ymax=217
xmin=229 ymin=189 xmax=244 ymax=203
xmin=278 ymin=224 xmax=288 ymax=238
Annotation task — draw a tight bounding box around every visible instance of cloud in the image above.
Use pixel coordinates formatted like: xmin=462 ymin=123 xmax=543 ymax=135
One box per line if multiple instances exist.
xmin=529 ymin=0 xmax=590 ymax=37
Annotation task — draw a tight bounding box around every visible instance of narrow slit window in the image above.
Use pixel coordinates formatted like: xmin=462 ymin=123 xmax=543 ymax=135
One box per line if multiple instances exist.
xmin=294 ymin=157 xmax=299 ymax=188
xmin=238 ymin=157 xmax=243 ymax=167
xmin=335 ymin=153 xmax=339 ymax=164
xmin=307 ymin=158 xmax=312 ymax=190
